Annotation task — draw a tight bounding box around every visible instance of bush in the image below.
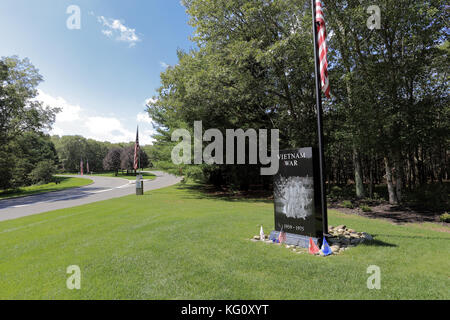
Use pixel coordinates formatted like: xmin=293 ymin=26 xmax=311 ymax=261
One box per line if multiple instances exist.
xmin=0 ymin=149 xmax=13 ymax=189
xmin=341 ymin=200 xmax=354 ymax=209
xmin=440 ymin=213 xmax=450 ymax=223
xmin=405 ymin=183 xmax=449 ymax=212
xmin=10 ymin=158 xmax=34 ymax=188
xmin=360 ymin=205 xmax=372 ymax=212
xmin=327 ymin=184 xmax=357 ymax=201
xmin=28 ymin=160 xmax=56 ymax=184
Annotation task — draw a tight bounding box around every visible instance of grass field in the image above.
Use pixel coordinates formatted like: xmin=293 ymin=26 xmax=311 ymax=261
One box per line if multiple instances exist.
xmin=0 ymin=177 xmax=93 ymax=200
xmin=0 ymin=183 xmax=448 ymax=299
xmin=62 ymin=172 xmax=156 ymax=181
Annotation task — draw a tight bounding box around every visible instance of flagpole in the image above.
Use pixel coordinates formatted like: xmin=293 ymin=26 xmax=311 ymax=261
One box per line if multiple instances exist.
xmin=138 ymin=126 xmax=141 ymax=174
xmin=312 ymin=0 xmax=329 ymax=238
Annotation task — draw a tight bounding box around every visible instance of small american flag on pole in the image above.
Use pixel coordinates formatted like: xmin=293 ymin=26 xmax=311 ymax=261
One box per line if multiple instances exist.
xmin=80 ymin=158 xmax=84 ymax=176
xmin=315 ymin=0 xmax=330 ymax=98
xmin=134 ymin=126 xmax=140 ymax=171
xmin=86 ymin=159 xmax=90 ymax=174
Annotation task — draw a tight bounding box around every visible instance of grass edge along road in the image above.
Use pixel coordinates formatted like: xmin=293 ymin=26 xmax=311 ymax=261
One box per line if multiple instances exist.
xmin=61 ymin=171 xmax=156 ymax=181
xmin=0 ymin=183 xmax=448 ymax=299
xmin=0 ymin=177 xmax=93 ymax=200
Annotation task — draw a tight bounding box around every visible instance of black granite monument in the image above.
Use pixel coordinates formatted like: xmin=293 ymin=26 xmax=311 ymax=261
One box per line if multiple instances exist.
xmin=269 ymin=147 xmax=324 ymax=248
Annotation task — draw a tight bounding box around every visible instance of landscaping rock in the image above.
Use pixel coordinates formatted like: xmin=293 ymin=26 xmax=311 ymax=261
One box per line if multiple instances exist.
xmin=362 ymin=233 xmax=373 ymax=241
xmin=250 ymin=226 xmax=373 ymax=256
xmin=331 ymin=245 xmax=340 ymax=253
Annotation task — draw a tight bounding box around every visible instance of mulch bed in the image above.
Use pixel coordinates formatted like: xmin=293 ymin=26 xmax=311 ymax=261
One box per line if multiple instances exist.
xmin=329 ymin=202 xmax=448 ymax=229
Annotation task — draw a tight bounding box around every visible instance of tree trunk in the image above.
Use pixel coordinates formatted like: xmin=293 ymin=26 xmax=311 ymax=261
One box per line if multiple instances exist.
xmin=353 ymin=146 xmax=365 ymax=199
xmin=369 ymin=156 xmax=374 ymax=198
xmin=394 ymin=151 xmax=404 ymax=203
xmin=384 ymin=156 xmax=398 ymax=205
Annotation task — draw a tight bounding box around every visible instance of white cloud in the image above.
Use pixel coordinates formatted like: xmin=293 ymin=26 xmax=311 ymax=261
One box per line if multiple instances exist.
xmin=101 ymin=30 xmax=113 ymax=37
xmin=97 ymin=16 xmax=141 ymax=47
xmin=50 ymin=125 xmax=64 ymax=137
xmin=137 ymin=112 xmax=152 ymax=124
xmin=160 ymin=61 xmax=169 ymax=69
xmin=85 ymin=116 xmax=135 ymax=143
xmin=37 ymin=89 xmax=81 ymax=122
xmin=38 ymin=90 xmax=155 ymax=145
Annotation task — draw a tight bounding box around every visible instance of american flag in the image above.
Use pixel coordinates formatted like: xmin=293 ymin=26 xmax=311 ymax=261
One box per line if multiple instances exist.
xmin=315 ymin=0 xmax=330 ymax=98
xmin=80 ymin=158 xmax=84 ymax=176
xmin=278 ymin=230 xmax=287 ymax=244
xmin=86 ymin=159 xmax=90 ymax=174
xmin=134 ymin=126 xmax=140 ymax=170
xmin=308 ymin=237 xmax=320 ymax=255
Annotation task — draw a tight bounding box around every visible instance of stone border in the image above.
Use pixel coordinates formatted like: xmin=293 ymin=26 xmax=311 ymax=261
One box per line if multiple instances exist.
xmin=250 ymin=225 xmax=373 ymax=256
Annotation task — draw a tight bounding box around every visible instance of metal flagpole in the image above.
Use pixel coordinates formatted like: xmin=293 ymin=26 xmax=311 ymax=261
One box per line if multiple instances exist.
xmin=311 ymin=0 xmax=329 ymax=237
xmin=138 ymin=126 xmax=141 ymax=174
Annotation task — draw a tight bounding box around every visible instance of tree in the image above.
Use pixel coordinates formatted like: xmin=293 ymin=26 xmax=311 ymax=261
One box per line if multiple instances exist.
xmin=28 ymin=160 xmax=56 ymax=185
xmin=103 ymin=148 xmax=123 ymax=176
xmin=9 ymin=132 xmax=58 ymax=187
xmin=0 ymin=56 xmax=59 ymax=145
xmin=85 ymin=139 xmax=110 ymax=173
xmin=120 ymin=146 xmax=149 ymax=173
xmin=326 ymin=0 xmax=448 ymax=203
xmin=148 ymin=0 xmax=448 ymax=205
xmin=54 ymin=135 xmax=88 ymax=172
xmin=0 ymin=56 xmax=60 ymax=189
xmin=149 ymin=0 xmax=319 ymax=188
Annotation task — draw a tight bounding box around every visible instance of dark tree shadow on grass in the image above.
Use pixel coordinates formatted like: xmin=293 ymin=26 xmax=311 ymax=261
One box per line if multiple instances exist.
xmin=371 ymin=233 xmax=450 ymax=242
xmin=358 ymin=239 xmax=397 ymax=248
xmin=175 ymin=184 xmax=273 ymax=204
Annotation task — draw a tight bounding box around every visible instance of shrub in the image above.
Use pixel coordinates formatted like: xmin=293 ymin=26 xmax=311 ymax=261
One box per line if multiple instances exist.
xmin=11 ymin=157 xmax=34 ymax=188
xmin=360 ymin=205 xmax=372 ymax=212
xmin=28 ymin=160 xmax=56 ymax=184
xmin=331 ymin=186 xmax=342 ymax=193
xmin=405 ymin=183 xmax=449 ymax=212
xmin=328 ymin=186 xmax=342 ymax=200
xmin=440 ymin=213 xmax=450 ymax=223
xmin=341 ymin=200 xmax=354 ymax=209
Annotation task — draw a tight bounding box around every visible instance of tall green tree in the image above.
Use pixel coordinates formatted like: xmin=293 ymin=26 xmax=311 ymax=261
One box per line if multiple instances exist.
xmin=326 ymin=0 xmax=448 ymax=203
xmin=0 ymin=56 xmax=59 ymax=189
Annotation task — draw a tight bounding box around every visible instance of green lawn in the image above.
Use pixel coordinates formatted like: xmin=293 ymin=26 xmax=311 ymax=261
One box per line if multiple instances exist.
xmin=0 ymin=177 xmax=93 ymax=200
xmin=62 ymin=172 xmax=156 ymax=181
xmin=0 ymin=183 xmax=448 ymax=299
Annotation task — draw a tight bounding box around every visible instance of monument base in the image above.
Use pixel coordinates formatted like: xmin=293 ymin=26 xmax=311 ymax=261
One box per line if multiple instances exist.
xmin=269 ymin=231 xmax=320 ymax=248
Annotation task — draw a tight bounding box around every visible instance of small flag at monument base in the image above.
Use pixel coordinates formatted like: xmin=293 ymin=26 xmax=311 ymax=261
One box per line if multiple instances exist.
xmin=321 ymin=238 xmax=332 ymax=256
xmin=278 ymin=230 xmax=287 ymax=244
xmin=309 ymin=238 xmax=320 ymax=255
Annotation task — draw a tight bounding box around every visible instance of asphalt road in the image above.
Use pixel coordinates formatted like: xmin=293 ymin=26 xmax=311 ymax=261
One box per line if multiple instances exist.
xmin=0 ymin=171 xmax=182 ymax=222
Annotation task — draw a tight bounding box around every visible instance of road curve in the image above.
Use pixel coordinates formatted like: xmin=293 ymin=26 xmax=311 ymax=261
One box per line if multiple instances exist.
xmin=0 ymin=171 xmax=181 ymax=222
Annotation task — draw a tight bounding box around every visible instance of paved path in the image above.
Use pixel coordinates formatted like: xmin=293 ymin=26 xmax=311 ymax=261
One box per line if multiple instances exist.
xmin=0 ymin=171 xmax=181 ymax=222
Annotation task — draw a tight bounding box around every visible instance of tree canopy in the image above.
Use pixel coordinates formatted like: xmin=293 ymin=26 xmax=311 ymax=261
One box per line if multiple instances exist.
xmin=147 ymin=0 xmax=449 ymax=203
xmin=0 ymin=56 xmax=60 ymax=189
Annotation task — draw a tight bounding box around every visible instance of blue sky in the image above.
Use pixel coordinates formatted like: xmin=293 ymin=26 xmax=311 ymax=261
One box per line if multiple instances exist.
xmin=0 ymin=0 xmax=195 ymax=145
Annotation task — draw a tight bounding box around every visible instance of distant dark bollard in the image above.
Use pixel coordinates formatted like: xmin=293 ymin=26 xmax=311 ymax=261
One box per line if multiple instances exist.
xmin=136 ymin=174 xmax=144 ymax=196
